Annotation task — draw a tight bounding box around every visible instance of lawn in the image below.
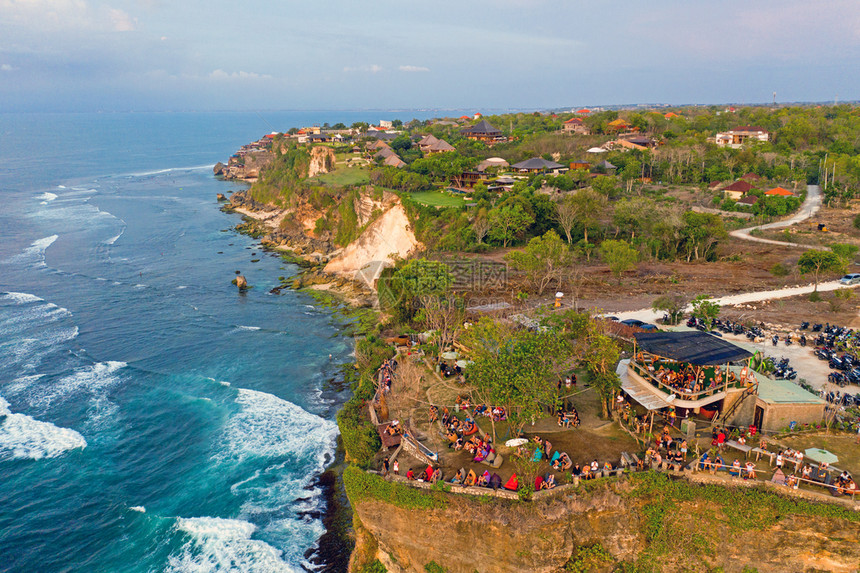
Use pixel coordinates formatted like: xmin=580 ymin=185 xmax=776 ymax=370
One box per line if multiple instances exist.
xmin=310 ymin=166 xmax=370 ymax=187
xmin=780 ymin=434 xmax=859 ymax=476
xmin=409 ymin=190 xmax=466 ymax=208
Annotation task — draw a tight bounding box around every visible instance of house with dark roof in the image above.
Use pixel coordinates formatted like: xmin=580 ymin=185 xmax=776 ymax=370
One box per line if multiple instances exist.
xmin=715 ymin=126 xmax=770 ymax=148
xmin=736 ymin=195 xmax=759 ymax=206
xmin=741 ymin=172 xmax=762 ymax=181
xmin=417 ymin=134 xmax=440 ymax=151
xmin=460 ymin=119 xmax=505 ymax=143
xmin=512 ymin=157 xmax=566 ymax=174
xmin=723 ymin=180 xmax=753 ymax=200
xmin=424 ymin=139 xmax=456 ymax=155
xmin=383 ymin=154 xmax=406 ymax=169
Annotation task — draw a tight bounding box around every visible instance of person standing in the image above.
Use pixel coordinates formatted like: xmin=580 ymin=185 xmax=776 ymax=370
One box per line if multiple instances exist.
xmin=392 ymin=459 xmax=399 ymax=475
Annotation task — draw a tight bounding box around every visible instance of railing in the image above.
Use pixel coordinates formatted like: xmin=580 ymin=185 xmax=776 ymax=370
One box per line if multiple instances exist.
xmin=630 ymin=361 xmax=747 ymax=402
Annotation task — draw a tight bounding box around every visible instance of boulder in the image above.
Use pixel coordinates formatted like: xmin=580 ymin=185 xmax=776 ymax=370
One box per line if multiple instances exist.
xmin=216 ymin=193 xmax=227 ymax=201
xmin=235 ymin=275 xmax=248 ymax=290
xmin=213 ymin=162 xmax=225 ymax=175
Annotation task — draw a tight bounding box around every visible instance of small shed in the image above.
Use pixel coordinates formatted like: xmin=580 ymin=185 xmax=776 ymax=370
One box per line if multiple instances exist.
xmin=754 ymin=378 xmax=825 ymax=432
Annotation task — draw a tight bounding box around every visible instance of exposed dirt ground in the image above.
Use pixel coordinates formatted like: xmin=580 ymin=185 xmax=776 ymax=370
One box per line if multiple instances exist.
xmin=756 ymin=203 xmax=860 ymax=247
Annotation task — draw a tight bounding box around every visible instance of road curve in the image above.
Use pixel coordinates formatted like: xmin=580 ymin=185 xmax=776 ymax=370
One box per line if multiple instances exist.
xmin=729 ymin=184 xmax=822 ymax=248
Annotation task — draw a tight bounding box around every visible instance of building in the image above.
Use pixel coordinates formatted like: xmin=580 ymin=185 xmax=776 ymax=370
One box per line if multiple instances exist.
xmin=450 ymin=171 xmax=489 ymax=188
xmin=723 ymin=180 xmax=753 ymax=200
xmin=607 ymin=118 xmax=629 ymax=132
xmin=383 ymin=154 xmax=406 ymax=169
xmin=765 ymin=187 xmax=794 ymax=197
xmin=460 ymin=119 xmax=504 ymax=143
xmin=621 ymin=331 xmax=824 ymax=433
xmin=562 ymin=117 xmax=591 ymax=135
xmin=569 ymin=162 xmax=591 ymax=171
xmin=423 ymin=139 xmax=456 ymax=155
xmin=715 ymin=126 xmax=770 ymax=148
xmin=511 ymin=157 xmax=566 ymax=174
xmin=736 ymin=195 xmax=759 ymax=207
xmin=476 ymin=157 xmax=510 ymax=172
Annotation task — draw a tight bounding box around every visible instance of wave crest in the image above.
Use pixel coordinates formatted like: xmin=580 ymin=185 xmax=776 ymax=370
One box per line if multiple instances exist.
xmin=0 ymin=396 xmax=87 ymax=460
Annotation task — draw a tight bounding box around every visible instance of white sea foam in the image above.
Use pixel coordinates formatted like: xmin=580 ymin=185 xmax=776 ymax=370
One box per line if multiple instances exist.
xmin=31 ymin=361 xmax=126 ymax=409
xmin=236 ymin=325 xmax=261 ymax=331
xmin=166 ymin=517 xmax=299 ymax=573
xmin=57 ymin=185 xmax=66 ymax=189
xmin=5 ymin=235 xmax=58 ymax=268
xmin=127 ymin=164 xmax=214 ymax=178
xmin=223 ymin=389 xmax=338 ymax=464
xmin=177 ymin=285 xmax=188 ymax=289
xmin=37 ymin=192 xmax=58 ymax=203
xmin=129 ymin=506 xmax=146 ymax=513
xmin=0 ymin=396 xmax=87 ymax=460
xmin=1 ymin=292 xmax=44 ymax=304
xmin=104 ymin=227 xmax=125 ymax=245
xmin=134 ymin=284 xmax=147 ymax=289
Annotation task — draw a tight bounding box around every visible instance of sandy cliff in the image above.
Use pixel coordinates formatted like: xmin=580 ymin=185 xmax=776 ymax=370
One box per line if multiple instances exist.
xmin=325 ymin=203 xmax=419 ymax=285
xmin=347 ymin=472 xmax=860 ymax=573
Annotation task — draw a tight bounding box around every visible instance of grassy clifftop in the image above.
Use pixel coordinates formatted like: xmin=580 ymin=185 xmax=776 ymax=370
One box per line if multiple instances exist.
xmin=344 ymin=469 xmax=860 ymax=573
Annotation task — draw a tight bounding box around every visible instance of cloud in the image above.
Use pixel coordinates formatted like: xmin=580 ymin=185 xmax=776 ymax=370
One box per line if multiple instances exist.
xmin=108 ymin=8 xmax=136 ymax=31
xmin=208 ymin=69 xmax=272 ymax=80
xmin=343 ymin=64 xmax=383 ymax=73
xmin=1 ymin=64 xmax=16 ymax=71
xmin=399 ymin=65 xmax=429 ymax=73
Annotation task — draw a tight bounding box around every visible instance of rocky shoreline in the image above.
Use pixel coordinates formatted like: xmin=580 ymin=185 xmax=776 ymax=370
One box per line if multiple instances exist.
xmin=221 ymin=189 xmax=377 ymax=308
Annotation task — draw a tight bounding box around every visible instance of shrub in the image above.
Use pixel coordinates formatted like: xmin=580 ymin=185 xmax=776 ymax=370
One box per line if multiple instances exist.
xmin=769 ymin=262 xmax=790 ymax=277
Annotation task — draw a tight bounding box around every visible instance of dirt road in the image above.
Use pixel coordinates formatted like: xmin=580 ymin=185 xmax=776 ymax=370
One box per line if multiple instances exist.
xmin=729 ymin=184 xmax=822 ymax=248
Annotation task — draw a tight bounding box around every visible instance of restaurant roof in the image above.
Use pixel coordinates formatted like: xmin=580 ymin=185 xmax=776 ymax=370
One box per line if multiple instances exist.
xmin=634 ymin=331 xmax=753 ymax=365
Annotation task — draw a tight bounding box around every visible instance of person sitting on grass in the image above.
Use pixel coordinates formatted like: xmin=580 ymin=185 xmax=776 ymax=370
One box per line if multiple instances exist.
xmin=545 ymin=473 xmax=557 ymax=489
xmin=431 ymin=468 xmax=442 ymax=484
xmin=429 ymin=405 xmax=438 ymax=423
xmin=744 ymin=462 xmax=756 ymax=480
xmin=571 ymin=463 xmax=582 ymax=477
xmin=477 ymin=471 xmax=489 ymax=487
xmin=406 ymin=468 xmax=415 ymax=481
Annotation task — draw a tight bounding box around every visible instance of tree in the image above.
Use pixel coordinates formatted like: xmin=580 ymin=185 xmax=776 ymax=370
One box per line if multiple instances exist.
xmin=797 ymin=250 xmax=845 ymax=292
xmin=621 ymin=159 xmax=642 ymax=194
xmin=417 ymin=294 xmax=465 ymax=362
xmin=471 ymin=210 xmax=490 ymax=244
xmin=488 ymin=204 xmax=534 ymax=247
xmin=612 ymin=197 xmax=653 ymax=240
xmin=379 ymin=259 xmax=453 ymax=323
xmin=690 ymin=295 xmax=720 ymax=329
xmin=504 ymin=230 xmax=572 ymax=295
xmin=566 ymin=188 xmax=607 ymax=244
xmin=599 ymin=239 xmax=639 ymax=283
xmin=554 ymin=195 xmax=577 ymax=244
xmin=462 ymin=318 xmax=571 ymax=439
xmin=831 ymin=243 xmax=859 ymax=265
xmin=579 ymin=321 xmax=621 ymax=419
xmin=652 ymin=293 xmax=689 ymax=325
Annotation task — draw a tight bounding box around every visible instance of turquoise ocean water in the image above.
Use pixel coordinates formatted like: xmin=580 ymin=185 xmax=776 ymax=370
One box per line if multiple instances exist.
xmin=0 ymin=111 xmax=455 ymax=573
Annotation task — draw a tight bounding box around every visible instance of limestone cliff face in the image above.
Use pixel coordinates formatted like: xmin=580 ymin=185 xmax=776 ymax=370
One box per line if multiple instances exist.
xmin=349 ymin=477 xmax=860 ymax=573
xmin=308 ymin=146 xmax=336 ymax=178
xmin=325 ymin=203 xmax=419 ymax=284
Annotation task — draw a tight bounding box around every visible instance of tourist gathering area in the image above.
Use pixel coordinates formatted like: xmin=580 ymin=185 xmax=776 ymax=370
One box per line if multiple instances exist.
xmin=367 ymin=330 xmax=855 ymax=506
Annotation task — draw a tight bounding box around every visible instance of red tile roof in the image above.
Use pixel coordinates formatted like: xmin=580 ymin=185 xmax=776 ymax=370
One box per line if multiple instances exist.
xmin=724 ymin=180 xmax=752 ymax=193
xmin=765 ymin=187 xmax=793 ymax=196
xmin=577 ymin=109 xmax=591 ymax=114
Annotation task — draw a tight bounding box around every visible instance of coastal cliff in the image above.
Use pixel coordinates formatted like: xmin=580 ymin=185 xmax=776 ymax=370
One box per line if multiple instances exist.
xmin=345 ymin=469 xmax=860 ymax=573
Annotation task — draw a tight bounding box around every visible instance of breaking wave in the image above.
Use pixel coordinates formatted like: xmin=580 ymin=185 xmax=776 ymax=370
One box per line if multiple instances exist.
xmin=0 ymin=396 xmax=87 ymax=461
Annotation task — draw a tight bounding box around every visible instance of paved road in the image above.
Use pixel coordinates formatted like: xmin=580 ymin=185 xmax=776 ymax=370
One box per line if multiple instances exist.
xmin=609 ymin=279 xmax=859 ymax=325
xmin=729 ymin=184 xmax=822 ymax=248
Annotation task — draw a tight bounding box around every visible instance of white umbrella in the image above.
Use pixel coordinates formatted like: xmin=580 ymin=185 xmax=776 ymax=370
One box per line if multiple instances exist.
xmin=505 ymin=438 xmax=528 ymax=447
xmin=441 ymin=351 xmax=459 ymax=360
xmin=455 ymin=360 xmax=471 ymax=369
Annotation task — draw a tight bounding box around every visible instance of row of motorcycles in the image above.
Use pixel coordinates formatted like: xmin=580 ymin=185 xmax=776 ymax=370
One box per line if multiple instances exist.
xmin=824 ymin=390 xmax=860 ymax=407
xmin=805 ymin=324 xmax=860 ymax=388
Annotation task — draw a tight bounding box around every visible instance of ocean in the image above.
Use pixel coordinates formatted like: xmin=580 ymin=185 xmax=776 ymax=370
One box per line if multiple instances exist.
xmin=0 ymin=110 xmax=456 ymax=573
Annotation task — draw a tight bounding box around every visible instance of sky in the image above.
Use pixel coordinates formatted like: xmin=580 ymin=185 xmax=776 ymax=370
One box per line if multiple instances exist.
xmin=1 ymin=0 xmax=860 ymax=112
